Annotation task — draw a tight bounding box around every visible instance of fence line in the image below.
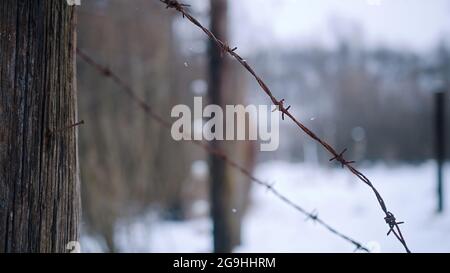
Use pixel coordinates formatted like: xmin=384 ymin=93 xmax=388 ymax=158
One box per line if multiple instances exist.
xmin=160 ymin=0 xmax=410 ymax=253
xmin=77 ymin=48 xmax=370 ymax=252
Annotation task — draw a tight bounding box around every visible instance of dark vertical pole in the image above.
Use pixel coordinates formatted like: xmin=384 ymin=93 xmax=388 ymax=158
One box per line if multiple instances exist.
xmin=208 ymin=0 xmax=233 ymax=253
xmin=435 ymin=90 xmax=446 ymax=213
xmin=0 ymin=0 xmax=80 ymax=252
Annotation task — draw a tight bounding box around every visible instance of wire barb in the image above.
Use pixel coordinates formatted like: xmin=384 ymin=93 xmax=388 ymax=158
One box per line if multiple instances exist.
xmin=353 ymin=243 xmax=364 ymax=253
xmin=265 ymin=181 xmax=276 ymax=192
xmin=47 ymin=120 xmax=84 ymax=137
xmin=161 ymin=0 xmax=190 ymax=18
xmin=305 ymin=210 xmax=319 ymax=223
xmin=271 ymin=99 xmax=291 ymax=120
xmin=385 ymin=212 xmax=405 ymax=236
xmin=220 ymin=41 xmax=237 ymax=57
xmin=161 ymin=0 xmax=190 ymax=11
xmin=329 ymin=148 xmax=356 ymax=168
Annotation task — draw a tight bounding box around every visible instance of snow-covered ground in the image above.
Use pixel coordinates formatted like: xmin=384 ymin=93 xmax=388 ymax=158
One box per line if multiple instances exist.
xmin=82 ymin=161 xmax=450 ymax=253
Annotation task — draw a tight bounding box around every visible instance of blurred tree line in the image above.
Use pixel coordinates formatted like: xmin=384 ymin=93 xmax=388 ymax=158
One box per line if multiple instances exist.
xmin=251 ymin=42 xmax=450 ymax=164
xmin=77 ymin=0 xmax=253 ymax=252
xmin=76 ymin=0 xmax=449 ymax=252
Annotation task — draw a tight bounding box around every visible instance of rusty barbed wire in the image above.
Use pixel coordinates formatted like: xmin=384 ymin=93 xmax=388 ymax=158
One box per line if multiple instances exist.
xmin=77 ymin=47 xmax=370 ymax=253
xmin=160 ymin=0 xmax=411 ymax=253
xmin=47 ymin=120 xmax=85 ymax=137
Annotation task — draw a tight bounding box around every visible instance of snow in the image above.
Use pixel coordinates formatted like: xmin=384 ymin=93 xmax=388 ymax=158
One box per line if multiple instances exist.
xmin=81 ymin=161 xmax=450 ymax=253
xmin=237 ymin=161 xmax=450 ymax=253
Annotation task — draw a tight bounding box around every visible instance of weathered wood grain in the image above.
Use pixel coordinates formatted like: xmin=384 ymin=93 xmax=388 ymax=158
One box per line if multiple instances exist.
xmin=0 ymin=0 xmax=80 ymax=253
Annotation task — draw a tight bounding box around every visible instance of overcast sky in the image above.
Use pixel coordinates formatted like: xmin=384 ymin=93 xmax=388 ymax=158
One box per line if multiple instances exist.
xmin=228 ymin=0 xmax=450 ymax=53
